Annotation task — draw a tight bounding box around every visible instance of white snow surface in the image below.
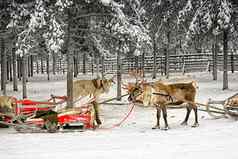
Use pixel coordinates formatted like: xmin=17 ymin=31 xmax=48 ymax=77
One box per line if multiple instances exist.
xmin=1 ymin=71 xmax=238 ymax=159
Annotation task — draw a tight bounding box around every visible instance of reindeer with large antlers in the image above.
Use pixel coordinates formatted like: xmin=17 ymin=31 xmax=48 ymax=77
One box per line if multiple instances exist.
xmin=122 ymin=69 xmax=145 ymax=104
xmin=123 ymin=75 xmax=199 ymax=130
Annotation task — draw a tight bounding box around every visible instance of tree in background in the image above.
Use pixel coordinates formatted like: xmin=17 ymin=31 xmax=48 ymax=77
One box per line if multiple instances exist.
xmin=3 ymin=0 xmax=151 ymax=102
xmin=181 ymin=0 xmax=235 ymax=90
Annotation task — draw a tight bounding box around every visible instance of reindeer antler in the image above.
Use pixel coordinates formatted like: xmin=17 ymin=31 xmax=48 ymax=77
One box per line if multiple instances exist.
xmin=128 ymin=68 xmax=144 ymax=83
xmin=122 ymin=83 xmax=129 ymax=90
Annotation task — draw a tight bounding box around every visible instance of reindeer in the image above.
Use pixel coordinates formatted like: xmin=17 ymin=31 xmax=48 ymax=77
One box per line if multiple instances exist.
xmin=0 ymin=96 xmax=17 ymax=115
xmin=126 ymin=80 xmax=198 ymax=130
xmin=122 ymin=69 xmax=145 ymax=104
xmin=73 ymin=76 xmax=115 ymax=126
xmin=226 ymin=96 xmax=238 ymax=107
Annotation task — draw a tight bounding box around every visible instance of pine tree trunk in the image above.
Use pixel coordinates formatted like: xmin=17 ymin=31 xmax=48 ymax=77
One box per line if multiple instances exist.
xmin=165 ymin=30 xmax=170 ymax=79
xmin=56 ymin=55 xmax=59 ymax=73
xmin=12 ymin=47 xmax=18 ymax=91
xmin=66 ymin=9 xmax=73 ymax=108
xmin=30 ymin=55 xmax=33 ymax=77
xmin=231 ymin=50 xmax=234 ymax=73
xmin=73 ymin=51 xmax=78 ymax=77
xmin=7 ymin=59 xmax=9 ymax=81
xmin=36 ymin=56 xmax=39 ymax=74
xmin=59 ymin=55 xmax=62 ymax=73
xmin=73 ymin=55 xmax=76 ymax=77
xmin=212 ymin=35 xmax=218 ymax=80
xmin=62 ymin=55 xmax=65 ymax=74
xmin=28 ymin=56 xmax=31 ymax=77
xmin=117 ymin=45 xmax=122 ymax=101
xmin=20 ymin=57 xmax=23 ymax=80
xmin=135 ymin=55 xmax=139 ymax=72
xmin=223 ymin=29 xmax=228 ymax=90
xmin=47 ymin=53 xmax=50 ymax=81
xmin=25 ymin=56 xmax=28 ymax=82
xmin=77 ymin=53 xmax=80 ymax=75
xmin=67 ymin=52 xmax=74 ymax=108
xmin=142 ymin=52 xmax=145 ymax=78
xmin=152 ymin=35 xmax=157 ymax=79
xmin=9 ymin=55 xmax=13 ymax=81
xmin=91 ymin=55 xmax=94 ymax=75
xmin=17 ymin=55 xmax=21 ymax=80
xmin=1 ymin=38 xmax=7 ymax=95
xmin=41 ymin=56 xmax=44 ymax=74
xmin=52 ymin=52 xmax=56 ymax=75
xmin=101 ymin=55 xmax=105 ymax=78
xmin=22 ymin=55 xmax=27 ymax=98
xmin=83 ymin=52 xmax=86 ymax=74
xmin=1 ymin=39 xmax=3 ymax=90
xmin=96 ymin=57 xmax=99 ymax=78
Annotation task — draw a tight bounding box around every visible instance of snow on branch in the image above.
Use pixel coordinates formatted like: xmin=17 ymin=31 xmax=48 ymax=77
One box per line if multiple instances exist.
xmin=55 ymin=0 xmax=73 ymax=11
xmin=13 ymin=0 xmax=68 ymax=56
xmin=92 ymin=35 xmax=111 ymax=57
xmin=178 ymin=0 xmax=193 ymax=24
xmin=102 ymin=0 xmax=151 ymax=56
xmin=15 ymin=0 xmax=48 ymax=56
xmin=217 ymin=0 xmax=232 ymax=30
xmin=43 ymin=14 xmax=64 ymax=53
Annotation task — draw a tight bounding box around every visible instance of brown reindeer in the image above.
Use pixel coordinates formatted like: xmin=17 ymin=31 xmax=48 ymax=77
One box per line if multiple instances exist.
xmin=226 ymin=95 xmax=238 ymax=107
xmin=127 ymin=80 xmax=198 ymax=130
xmin=0 ymin=96 xmax=17 ymax=115
xmin=73 ymin=77 xmax=115 ymax=126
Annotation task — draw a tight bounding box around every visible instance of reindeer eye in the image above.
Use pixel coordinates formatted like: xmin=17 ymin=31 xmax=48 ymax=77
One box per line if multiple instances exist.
xmin=133 ymin=88 xmax=141 ymax=96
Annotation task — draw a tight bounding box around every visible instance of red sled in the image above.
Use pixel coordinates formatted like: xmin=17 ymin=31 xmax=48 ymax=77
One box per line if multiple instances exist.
xmin=15 ymin=95 xmax=67 ymax=116
xmin=24 ymin=106 xmax=95 ymax=131
xmin=1 ymin=95 xmax=96 ymax=131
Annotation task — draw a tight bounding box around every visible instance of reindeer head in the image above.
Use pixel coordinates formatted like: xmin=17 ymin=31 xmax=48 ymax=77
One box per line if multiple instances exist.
xmin=122 ymin=69 xmax=146 ymax=102
xmin=101 ymin=75 xmax=116 ymax=93
xmin=122 ymin=81 xmax=145 ymax=103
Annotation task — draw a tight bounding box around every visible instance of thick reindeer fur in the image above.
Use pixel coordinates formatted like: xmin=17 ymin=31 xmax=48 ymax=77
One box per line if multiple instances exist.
xmin=153 ymin=81 xmax=197 ymax=104
xmin=73 ymin=78 xmax=113 ymax=99
xmin=0 ymin=96 xmax=17 ymax=115
xmin=73 ymin=78 xmax=114 ymax=126
xmin=127 ymin=80 xmax=199 ymax=130
xmin=226 ymin=96 xmax=238 ymax=107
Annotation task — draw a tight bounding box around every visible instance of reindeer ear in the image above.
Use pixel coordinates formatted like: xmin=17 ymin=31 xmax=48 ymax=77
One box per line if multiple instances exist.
xmin=110 ymin=75 xmax=116 ymax=83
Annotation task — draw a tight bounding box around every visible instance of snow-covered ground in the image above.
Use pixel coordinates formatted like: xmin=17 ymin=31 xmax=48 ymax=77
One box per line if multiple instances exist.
xmin=1 ymin=71 xmax=238 ymax=159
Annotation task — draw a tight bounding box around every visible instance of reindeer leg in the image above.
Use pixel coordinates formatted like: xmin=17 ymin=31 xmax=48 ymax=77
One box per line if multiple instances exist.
xmin=191 ymin=105 xmax=199 ymax=128
xmin=161 ymin=106 xmax=169 ymax=130
xmin=152 ymin=105 xmax=161 ymax=129
xmin=92 ymin=101 xmax=102 ymax=126
xmin=181 ymin=106 xmax=192 ymax=126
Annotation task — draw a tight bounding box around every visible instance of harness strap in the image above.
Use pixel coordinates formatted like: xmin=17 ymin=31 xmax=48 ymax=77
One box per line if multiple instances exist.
xmin=99 ymin=102 xmax=135 ymax=130
xmin=152 ymin=92 xmax=174 ymax=102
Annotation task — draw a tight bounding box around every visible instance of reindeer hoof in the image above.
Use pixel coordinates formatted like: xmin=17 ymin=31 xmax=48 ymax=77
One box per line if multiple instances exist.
xmin=161 ymin=126 xmax=169 ymax=131
xmin=152 ymin=125 xmax=160 ymax=129
xmin=181 ymin=121 xmax=188 ymax=126
xmin=191 ymin=123 xmax=199 ymax=128
xmin=96 ymin=120 xmax=102 ymax=125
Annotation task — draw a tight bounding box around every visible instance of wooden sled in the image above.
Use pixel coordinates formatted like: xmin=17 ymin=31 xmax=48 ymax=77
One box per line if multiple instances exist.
xmin=204 ymin=93 xmax=238 ymax=119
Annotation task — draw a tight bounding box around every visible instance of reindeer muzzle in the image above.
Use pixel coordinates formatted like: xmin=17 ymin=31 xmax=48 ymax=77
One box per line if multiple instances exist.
xmin=128 ymin=95 xmax=133 ymax=102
